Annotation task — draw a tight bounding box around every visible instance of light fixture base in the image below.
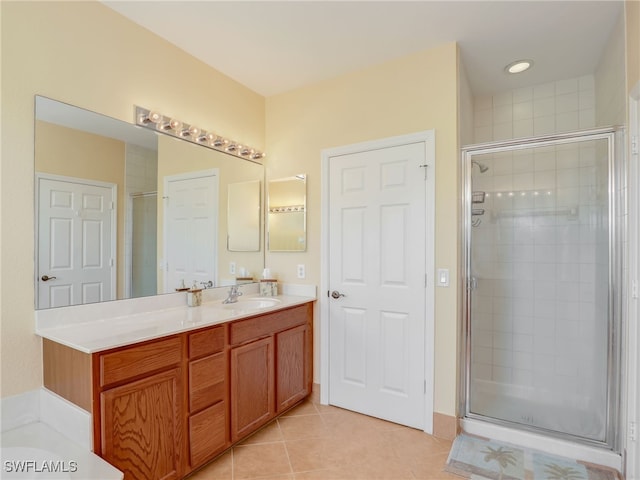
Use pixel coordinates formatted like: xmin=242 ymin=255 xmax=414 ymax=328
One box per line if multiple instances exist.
xmin=505 ymin=59 xmax=533 ymax=74
xmin=135 ymin=106 xmax=265 ymax=163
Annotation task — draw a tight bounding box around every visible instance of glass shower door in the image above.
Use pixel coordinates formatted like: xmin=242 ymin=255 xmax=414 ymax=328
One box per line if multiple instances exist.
xmin=465 ymin=131 xmax=618 ymax=447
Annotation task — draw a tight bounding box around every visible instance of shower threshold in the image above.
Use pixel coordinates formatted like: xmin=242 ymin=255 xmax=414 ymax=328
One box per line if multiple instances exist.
xmin=460 ymin=417 xmax=622 ymax=472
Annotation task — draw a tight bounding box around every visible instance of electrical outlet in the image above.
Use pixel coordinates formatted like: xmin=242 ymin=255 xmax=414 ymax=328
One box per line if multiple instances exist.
xmin=229 ymin=262 xmax=236 ymax=275
xmin=297 ymin=264 xmax=305 ymax=279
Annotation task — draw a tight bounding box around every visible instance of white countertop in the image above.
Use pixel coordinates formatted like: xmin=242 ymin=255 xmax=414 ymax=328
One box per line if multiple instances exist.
xmin=35 ymin=293 xmax=315 ymax=353
xmin=1 ymin=422 xmax=123 ymax=479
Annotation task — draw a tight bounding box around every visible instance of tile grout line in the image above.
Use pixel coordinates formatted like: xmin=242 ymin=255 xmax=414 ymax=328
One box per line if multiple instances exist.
xmin=278 ymin=420 xmax=295 ymax=478
xmin=230 ymin=446 xmax=235 ymax=480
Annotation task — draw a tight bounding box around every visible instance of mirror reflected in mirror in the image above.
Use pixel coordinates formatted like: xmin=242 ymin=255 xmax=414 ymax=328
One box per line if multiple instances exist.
xmin=34 ymin=96 xmax=264 ymax=310
xmin=267 ymin=174 xmax=307 ymax=252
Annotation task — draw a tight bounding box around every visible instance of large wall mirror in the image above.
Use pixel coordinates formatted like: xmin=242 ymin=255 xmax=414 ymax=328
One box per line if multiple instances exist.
xmin=267 ymin=174 xmax=307 ymax=252
xmin=34 ymin=96 xmax=264 ymax=310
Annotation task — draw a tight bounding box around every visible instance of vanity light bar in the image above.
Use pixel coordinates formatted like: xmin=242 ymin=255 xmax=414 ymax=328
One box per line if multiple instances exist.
xmin=269 ymin=205 xmax=305 ymax=213
xmin=135 ymin=106 xmax=266 ymax=162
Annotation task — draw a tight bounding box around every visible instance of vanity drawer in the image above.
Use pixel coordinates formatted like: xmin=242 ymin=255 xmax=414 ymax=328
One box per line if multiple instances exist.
xmin=99 ymin=336 xmax=183 ymax=387
xmin=189 ymin=352 xmax=226 ymax=412
xmin=189 ymin=401 xmax=227 ymax=467
xmin=230 ymin=304 xmax=310 ymax=346
xmin=189 ymin=325 xmax=225 ymax=359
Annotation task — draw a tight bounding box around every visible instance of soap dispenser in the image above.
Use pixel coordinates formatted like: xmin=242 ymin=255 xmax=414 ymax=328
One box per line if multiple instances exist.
xmin=187 ymin=281 xmax=203 ymax=307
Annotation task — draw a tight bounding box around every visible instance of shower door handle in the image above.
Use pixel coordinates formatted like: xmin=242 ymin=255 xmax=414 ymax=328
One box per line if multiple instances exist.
xmin=468 ymin=277 xmax=478 ymax=291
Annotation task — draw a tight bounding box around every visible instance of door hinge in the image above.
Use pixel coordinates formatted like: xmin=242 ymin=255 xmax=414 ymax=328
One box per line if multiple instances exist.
xmin=419 ymin=164 xmax=429 ymax=180
xmin=632 ymin=279 xmax=639 ymax=299
xmin=110 ymin=201 xmax=114 ymax=210
xmin=110 ymin=258 xmax=114 ymax=267
xmin=630 ymin=421 xmax=637 ymax=442
xmin=632 ymin=135 xmax=639 ymax=155
xmin=425 ymin=274 xmax=428 ymax=288
xmin=424 ymin=380 xmax=427 ymax=394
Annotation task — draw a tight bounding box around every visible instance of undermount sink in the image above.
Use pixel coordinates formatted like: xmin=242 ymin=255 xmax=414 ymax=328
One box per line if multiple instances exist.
xmin=220 ymin=297 xmax=281 ymax=310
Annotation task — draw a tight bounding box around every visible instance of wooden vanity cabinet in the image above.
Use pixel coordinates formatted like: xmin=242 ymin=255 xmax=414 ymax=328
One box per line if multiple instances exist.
xmin=95 ymin=335 xmax=185 ymax=480
xmin=42 ymin=300 xmax=313 ymax=480
xmin=229 ymin=303 xmax=313 ymax=441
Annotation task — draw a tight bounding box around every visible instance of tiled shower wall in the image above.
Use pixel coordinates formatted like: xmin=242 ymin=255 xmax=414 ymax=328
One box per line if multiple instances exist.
xmin=468 ymin=75 xmax=611 ymax=437
xmin=473 ymin=75 xmax=596 ymax=143
xmin=124 ymin=144 xmax=158 ymax=297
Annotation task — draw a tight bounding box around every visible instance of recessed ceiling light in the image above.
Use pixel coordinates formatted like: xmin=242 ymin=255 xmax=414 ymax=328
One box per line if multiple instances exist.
xmin=505 ymin=59 xmax=533 ymax=74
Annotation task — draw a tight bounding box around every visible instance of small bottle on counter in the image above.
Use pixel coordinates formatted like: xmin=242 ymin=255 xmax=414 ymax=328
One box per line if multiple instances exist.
xmin=187 ymin=281 xmax=203 ymax=307
xmin=260 ymin=279 xmax=278 ymax=297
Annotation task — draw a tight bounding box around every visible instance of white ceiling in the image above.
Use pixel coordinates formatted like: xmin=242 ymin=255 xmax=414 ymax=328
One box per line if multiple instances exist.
xmin=103 ymin=1 xmax=623 ymax=97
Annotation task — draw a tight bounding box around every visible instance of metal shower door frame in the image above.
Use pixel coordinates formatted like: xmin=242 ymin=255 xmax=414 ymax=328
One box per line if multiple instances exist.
xmin=459 ymin=126 xmax=625 ymax=452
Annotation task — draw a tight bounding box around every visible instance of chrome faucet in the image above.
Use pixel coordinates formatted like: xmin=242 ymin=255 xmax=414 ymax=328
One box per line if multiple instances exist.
xmin=222 ymin=285 xmax=243 ymax=304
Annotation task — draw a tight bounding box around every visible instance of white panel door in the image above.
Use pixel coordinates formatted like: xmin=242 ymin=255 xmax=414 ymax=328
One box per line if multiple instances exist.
xmin=165 ymin=171 xmax=218 ymax=292
xmin=328 ymin=142 xmax=428 ymax=429
xmin=37 ymin=176 xmax=115 ymax=309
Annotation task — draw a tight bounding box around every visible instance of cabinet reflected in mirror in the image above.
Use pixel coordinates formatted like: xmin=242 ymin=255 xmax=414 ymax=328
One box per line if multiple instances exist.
xmin=267 ymin=175 xmax=306 ymax=252
xmin=34 ymin=96 xmax=264 ymax=310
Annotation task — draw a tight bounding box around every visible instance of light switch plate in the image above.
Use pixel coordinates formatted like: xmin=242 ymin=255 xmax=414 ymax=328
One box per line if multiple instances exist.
xmin=437 ymin=268 xmax=449 ymax=287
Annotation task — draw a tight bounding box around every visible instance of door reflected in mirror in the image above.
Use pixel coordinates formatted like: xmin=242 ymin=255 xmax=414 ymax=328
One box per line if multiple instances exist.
xmin=34 ymin=96 xmax=264 ymax=310
xmin=268 ymin=174 xmax=306 ymax=252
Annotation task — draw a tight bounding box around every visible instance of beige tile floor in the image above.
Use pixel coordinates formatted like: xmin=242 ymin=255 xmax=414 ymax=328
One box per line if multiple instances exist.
xmin=188 ymin=390 xmax=459 ymax=480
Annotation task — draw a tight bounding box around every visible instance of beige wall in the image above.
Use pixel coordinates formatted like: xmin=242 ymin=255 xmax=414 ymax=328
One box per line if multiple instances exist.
xmin=35 ymin=120 xmax=127 ymax=298
xmin=265 ymin=43 xmax=460 ymax=416
xmin=1 ymin=1 xmax=265 ymax=397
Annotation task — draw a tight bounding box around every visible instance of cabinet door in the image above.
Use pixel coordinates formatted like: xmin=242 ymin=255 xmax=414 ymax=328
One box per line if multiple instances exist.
xmin=101 ymin=368 xmax=183 ymax=480
xmin=230 ymin=337 xmax=274 ymax=442
xmin=276 ymin=324 xmax=310 ymax=412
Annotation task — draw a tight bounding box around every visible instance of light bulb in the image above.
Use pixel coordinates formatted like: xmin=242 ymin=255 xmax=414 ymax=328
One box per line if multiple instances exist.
xmin=169 ymin=118 xmax=182 ymax=131
xmin=148 ymin=111 xmax=162 ymax=123
xmin=197 ymin=132 xmax=214 ymax=143
xmin=139 ymin=110 xmax=162 ymax=124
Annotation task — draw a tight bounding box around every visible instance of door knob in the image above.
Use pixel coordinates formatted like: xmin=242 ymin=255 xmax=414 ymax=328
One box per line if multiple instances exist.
xmin=331 ymin=290 xmax=346 ymax=299
xmin=41 ymin=275 xmax=57 ymax=281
